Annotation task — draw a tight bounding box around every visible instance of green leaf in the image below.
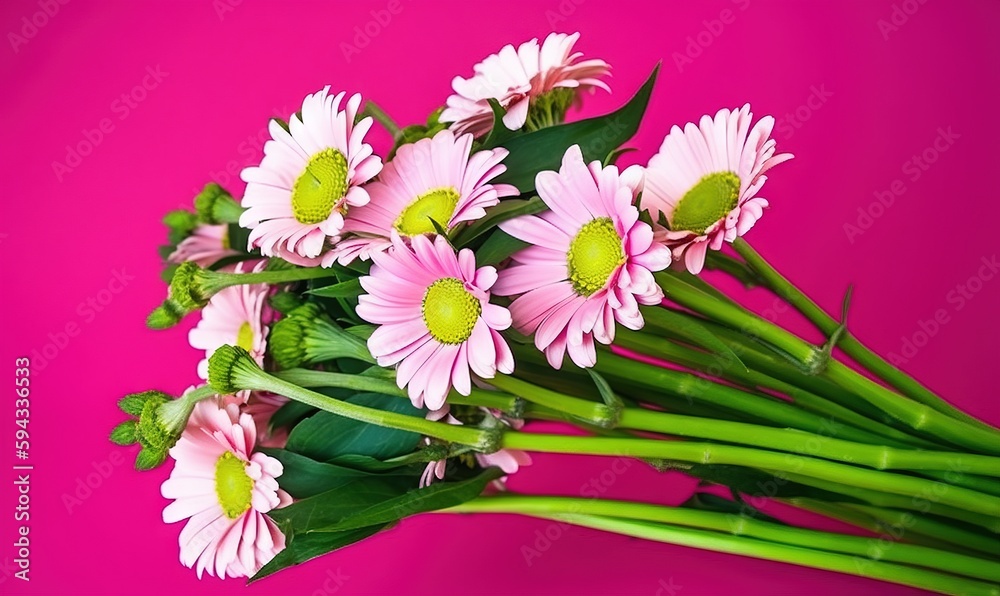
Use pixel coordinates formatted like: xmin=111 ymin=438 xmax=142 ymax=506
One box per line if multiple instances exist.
xmin=269 ymin=400 xmax=317 ymax=431
xmin=226 ymin=222 xmax=251 ymax=255
xmin=312 ymin=467 xmax=505 ymax=533
xmin=453 ymin=196 xmax=547 ymax=247
xmin=285 ymin=393 xmax=423 ymax=462
xmin=475 ymin=229 xmax=530 ymax=267
xmin=491 ymin=64 xmax=659 ymax=192
xmin=603 ymin=147 xmax=638 ymax=167
xmin=307 ymin=278 xmax=364 ymax=298
xmin=586 ymin=369 xmax=623 ymax=411
xmin=260 ymin=448 xmax=417 ymax=499
xmin=269 ymin=476 xmax=413 ymax=532
xmin=134 ymin=447 xmax=166 ymax=471
xmin=250 ymin=524 xmax=388 ymax=583
xmin=481 ymin=98 xmax=522 ymax=147
xmin=109 ymin=421 xmax=137 ymax=445
xmin=685 ymin=464 xmax=864 ymax=504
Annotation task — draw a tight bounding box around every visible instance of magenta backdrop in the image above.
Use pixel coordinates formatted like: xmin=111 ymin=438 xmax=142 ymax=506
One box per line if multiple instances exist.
xmin=2 ymin=0 xmax=998 ymax=594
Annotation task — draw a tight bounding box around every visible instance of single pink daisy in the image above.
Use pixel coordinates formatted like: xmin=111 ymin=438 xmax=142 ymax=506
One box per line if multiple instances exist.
xmin=331 ymin=129 xmax=518 ymax=265
xmin=494 ymin=145 xmax=672 ymax=369
xmin=161 ymin=399 xmax=291 ymax=579
xmin=440 ymin=32 xmax=611 ymax=137
xmin=239 ymin=87 xmax=382 ymax=263
xmin=168 ymin=224 xmax=239 ymax=267
xmin=642 ymin=104 xmax=794 ymax=274
xmin=419 ymin=407 xmax=530 ymax=488
xmin=244 ymin=392 xmax=290 ymax=449
xmin=189 ymin=262 xmax=270 ymax=389
xmin=356 ymin=233 xmax=514 ymax=410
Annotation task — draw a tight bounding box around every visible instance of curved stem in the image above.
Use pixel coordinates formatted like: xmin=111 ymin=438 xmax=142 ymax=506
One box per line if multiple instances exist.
xmin=655 ymin=273 xmax=1000 ymax=455
xmin=732 ymin=238 xmax=999 ymax=435
xmin=237 ymin=368 xmax=497 ymax=450
xmin=501 ymin=433 xmax=1000 ymax=517
xmin=595 ymin=351 xmax=894 ymax=445
xmin=489 ymin=374 xmax=616 ymax=427
xmin=274 ymin=369 xmax=521 ymax=415
xmin=361 ymin=100 xmax=402 ymax=140
xmin=615 ymin=408 xmax=1000 ymax=476
xmin=451 ymin=507 xmax=1000 ymax=595
xmin=616 ymin=329 xmax=936 ymax=449
xmin=447 ymin=495 xmax=1000 ymax=583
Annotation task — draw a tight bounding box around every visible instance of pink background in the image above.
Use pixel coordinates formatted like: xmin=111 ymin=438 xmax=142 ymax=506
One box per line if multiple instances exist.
xmin=2 ymin=0 xmax=998 ymax=594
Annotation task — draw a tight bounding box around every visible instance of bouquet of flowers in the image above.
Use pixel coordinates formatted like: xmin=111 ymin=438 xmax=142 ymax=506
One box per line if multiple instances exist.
xmin=111 ymin=32 xmax=1000 ymax=594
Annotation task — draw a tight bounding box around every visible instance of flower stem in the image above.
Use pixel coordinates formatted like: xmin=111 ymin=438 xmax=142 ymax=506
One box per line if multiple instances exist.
xmin=615 ymin=329 xmax=936 ymax=449
xmin=488 ymin=374 xmax=618 ymax=428
xmin=655 ymin=273 xmax=1000 ymax=455
xmin=222 ymin=360 xmax=498 ymax=451
xmin=615 ymin=408 xmax=1000 ymax=476
xmin=204 ymin=266 xmax=336 ymax=294
xmin=732 ymin=238 xmax=999 ymax=435
xmin=594 ymin=351 xmax=892 ymax=445
xmin=791 ymin=499 xmax=1000 ymax=560
xmin=361 ymin=100 xmax=402 ymax=141
xmin=273 ymin=368 xmax=522 ymax=416
xmin=446 ymin=495 xmax=1000 ymax=584
xmin=501 ymin=433 xmax=1000 ymax=516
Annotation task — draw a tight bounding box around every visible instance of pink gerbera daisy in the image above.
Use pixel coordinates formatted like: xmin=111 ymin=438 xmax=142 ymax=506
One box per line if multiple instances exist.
xmin=189 ymin=262 xmax=270 ymax=388
xmin=440 ymin=32 xmax=611 ymax=137
xmin=332 ymin=129 xmax=518 ymax=265
xmin=356 ymin=233 xmax=514 ymax=410
xmin=168 ymin=224 xmax=239 ymax=267
xmin=161 ymin=399 xmax=291 ymax=579
xmin=494 ymin=145 xmax=672 ymax=369
xmin=642 ymin=104 xmax=794 ymax=274
xmin=239 ymin=87 xmax=382 ymax=264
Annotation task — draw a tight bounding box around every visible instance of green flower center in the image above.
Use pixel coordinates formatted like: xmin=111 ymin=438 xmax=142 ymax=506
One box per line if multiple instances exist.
xmin=422 ymin=277 xmax=481 ymax=345
xmin=670 ymin=172 xmax=742 ymax=235
xmin=567 ymin=217 xmax=625 ymax=296
xmin=394 ymin=187 xmax=461 ymax=236
xmin=236 ymin=322 xmax=254 ymax=351
xmin=291 ymin=148 xmax=350 ymax=224
xmin=214 ymin=451 xmax=254 ymax=519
